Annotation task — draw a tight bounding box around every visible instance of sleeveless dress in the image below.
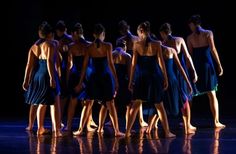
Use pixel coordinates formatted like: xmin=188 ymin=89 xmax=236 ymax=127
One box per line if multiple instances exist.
xmin=25 ymin=59 xmax=60 ymax=105
xmin=164 ymin=58 xmax=184 ymax=116
xmin=174 ymin=51 xmax=192 ymax=101
xmin=192 ymin=46 xmax=218 ymax=95
xmin=68 ymin=56 xmax=87 ymax=100
xmin=133 ymin=55 xmax=164 ymax=104
xmin=114 ymin=63 xmax=131 ymax=105
xmin=86 ymin=57 xmax=115 ymax=102
xmin=58 ymin=34 xmax=73 ymax=98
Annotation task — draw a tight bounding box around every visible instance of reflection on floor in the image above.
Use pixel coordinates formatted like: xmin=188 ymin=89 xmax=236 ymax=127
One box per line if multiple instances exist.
xmin=0 ymin=118 xmax=236 ymax=153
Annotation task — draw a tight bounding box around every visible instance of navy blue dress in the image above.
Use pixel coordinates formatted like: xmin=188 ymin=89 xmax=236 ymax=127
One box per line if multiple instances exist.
xmin=174 ymin=52 xmax=192 ymax=101
xmin=86 ymin=57 xmax=115 ymax=102
xmin=164 ymin=58 xmax=184 ymax=116
xmin=133 ymin=55 xmax=164 ymax=104
xmin=114 ymin=64 xmax=131 ymax=105
xmin=68 ymin=56 xmax=87 ymax=100
xmin=192 ymin=46 xmax=218 ymax=95
xmin=25 ymin=59 xmax=60 ymax=105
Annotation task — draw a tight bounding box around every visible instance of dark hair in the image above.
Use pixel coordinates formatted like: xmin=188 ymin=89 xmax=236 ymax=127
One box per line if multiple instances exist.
xmin=188 ymin=14 xmax=201 ymax=25
xmin=72 ymin=22 xmax=83 ymax=34
xmin=38 ymin=21 xmax=53 ymax=38
xmin=118 ymin=20 xmax=130 ymax=32
xmin=94 ymin=23 xmax=105 ymax=48
xmin=159 ymin=23 xmax=172 ymax=34
xmin=138 ymin=21 xmax=150 ymax=33
xmin=55 ymin=20 xmax=66 ymax=31
xmin=116 ymin=39 xmax=126 ymax=48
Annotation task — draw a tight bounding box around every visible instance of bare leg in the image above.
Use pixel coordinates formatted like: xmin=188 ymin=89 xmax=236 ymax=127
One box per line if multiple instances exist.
xmin=182 ymin=102 xmax=196 ymax=134
xmin=86 ymin=101 xmax=98 ymax=128
xmin=65 ymin=97 xmax=78 ymax=131
xmin=73 ymin=100 xmax=94 ymax=136
xmin=125 ymin=105 xmax=131 ymax=130
xmin=126 ymin=100 xmax=142 ymax=137
xmin=155 ymin=102 xmax=175 ymax=138
xmin=97 ymin=105 xmax=107 ymax=133
xmin=26 ymin=105 xmax=38 ymax=131
xmin=54 ymin=96 xmax=61 ymax=131
xmin=50 ymin=103 xmax=62 ymax=137
xmin=139 ymin=103 xmax=148 ymax=127
xmin=60 ymin=97 xmax=68 ymax=128
xmin=106 ymin=100 xmax=124 ymax=137
xmin=37 ymin=104 xmax=47 ymax=135
xmin=207 ymin=91 xmax=225 ymax=128
xmin=146 ymin=114 xmax=157 ymax=134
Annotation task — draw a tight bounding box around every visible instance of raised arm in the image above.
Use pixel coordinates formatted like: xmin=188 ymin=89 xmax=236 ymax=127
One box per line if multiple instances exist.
xmin=22 ymin=46 xmax=37 ymax=91
xmin=173 ymin=48 xmax=192 ymax=94
xmin=207 ymin=31 xmax=223 ymax=76
xmin=181 ymin=38 xmax=198 ymax=82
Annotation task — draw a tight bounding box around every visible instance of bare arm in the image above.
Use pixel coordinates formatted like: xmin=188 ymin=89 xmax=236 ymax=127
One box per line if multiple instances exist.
xmin=22 ymin=46 xmax=37 ymax=90
xmin=126 ymin=54 xmax=132 ymax=80
xmin=207 ymin=31 xmax=223 ymax=76
xmin=77 ymin=47 xmax=89 ymax=89
xmin=158 ymin=43 xmax=168 ymax=90
xmin=128 ymin=43 xmax=138 ymax=92
xmin=181 ymin=38 xmax=198 ymax=82
xmin=46 ymin=42 xmax=56 ymax=88
xmin=107 ymin=44 xmax=119 ymax=91
xmin=173 ymin=49 xmax=192 ymax=94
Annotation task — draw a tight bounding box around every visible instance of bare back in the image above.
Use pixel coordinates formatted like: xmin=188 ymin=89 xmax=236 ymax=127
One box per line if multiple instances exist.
xmin=187 ymin=29 xmax=211 ymax=48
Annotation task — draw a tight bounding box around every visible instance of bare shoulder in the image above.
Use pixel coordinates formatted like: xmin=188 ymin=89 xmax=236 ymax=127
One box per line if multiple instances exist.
xmin=103 ymin=42 xmax=112 ymax=49
xmin=132 ymin=35 xmax=139 ymax=42
xmin=204 ymin=29 xmax=213 ymax=37
xmin=175 ymin=36 xmax=184 ymax=43
xmin=153 ymin=40 xmax=162 ymax=46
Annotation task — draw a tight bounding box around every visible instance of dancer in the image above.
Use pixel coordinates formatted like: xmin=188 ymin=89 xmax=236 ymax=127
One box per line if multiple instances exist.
xmin=74 ymin=24 xmax=124 ymax=136
xmin=187 ymin=15 xmax=225 ymax=128
xmin=126 ymin=21 xmax=175 ymax=138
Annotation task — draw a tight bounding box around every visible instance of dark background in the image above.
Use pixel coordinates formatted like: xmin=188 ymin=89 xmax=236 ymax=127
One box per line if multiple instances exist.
xmin=4 ymin=0 xmax=235 ymax=120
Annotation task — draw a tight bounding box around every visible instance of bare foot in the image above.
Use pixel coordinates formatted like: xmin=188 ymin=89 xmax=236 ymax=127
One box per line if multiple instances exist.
xmin=73 ymin=129 xmax=83 ymax=136
xmin=185 ymin=128 xmax=196 ymax=135
xmin=37 ymin=128 xmax=50 ymax=136
xmin=54 ymin=131 xmax=63 ymax=137
xmin=139 ymin=120 xmax=148 ymax=127
xmin=189 ymin=124 xmax=197 ymax=131
xmin=145 ymin=127 xmax=152 ymax=134
xmin=165 ymin=132 xmax=176 ymax=138
xmin=25 ymin=126 xmax=33 ymax=131
xmin=90 ymin=120 xmax=98 ymax=128
xmin=125 ymin=132 xmax=132 ymax=137
xmin=87 ymin=126 xmax=97 ymax=132
xmin=215 ymin=122 xmax=226 ymax=128
xmin=60 ymin=123 xmax=65 ymax=129
xmin=115 ymin=131 xmax=125 ymax=137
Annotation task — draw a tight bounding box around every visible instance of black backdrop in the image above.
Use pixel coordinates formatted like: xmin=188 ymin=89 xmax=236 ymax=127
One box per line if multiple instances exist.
xmin=4 ymin=0 xmax=235 ymax=119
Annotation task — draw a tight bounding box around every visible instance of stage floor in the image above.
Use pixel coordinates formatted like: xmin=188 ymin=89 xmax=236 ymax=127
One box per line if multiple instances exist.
xmin=0 ymin=117 xmax=235 ymax=153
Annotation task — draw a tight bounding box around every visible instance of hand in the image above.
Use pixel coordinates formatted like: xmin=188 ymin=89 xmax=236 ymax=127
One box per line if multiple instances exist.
xmin=50 ymin=79 xmax=56 ymax=88
xmin=218 ymin=65 xmax=223 ymax=76
xmin=128 ymin=82 xmax=133 ymax=93
xmin=22 ymin=81 xmax=28 ymax=91
xmin=187 ymin=82 xmax=193 ymax=94
xmin=163 ymin=78 xmax=168 ymax=90
xmin=62 ymin=45 xmax=69 ymax=51
xmin=74 ymin=83 xmax=84 ymax=93
xmin=193 ymin=72 xmax=198 ymax=83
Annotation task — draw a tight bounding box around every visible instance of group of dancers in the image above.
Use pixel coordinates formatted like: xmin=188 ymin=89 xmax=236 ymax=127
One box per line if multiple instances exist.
xmin=22 ymin=15 xmax=225 ymax=138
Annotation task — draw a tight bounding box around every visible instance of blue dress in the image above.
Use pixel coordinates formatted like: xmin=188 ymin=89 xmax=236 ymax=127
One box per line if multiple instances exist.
xmin=164 ymin=58 xmax=184 ymax=116
xmin=192 ymin=46 xmax=218 ymax=95
xmin=86 ymin=57 xmax=115 ymax=102
xmin=114 ymin=63 xmax=131 ymax=105
xmin=68 ymin=56 xmax=87 ymax=100
xmin=133 ymin=55 xmax=164 ymax=104
xmin=25 ymin=59 xmax=60 ymax=105
xmin=174 ymin=52 xmax=192 ymax=101
xmin=58 ymin=34 xmax=73 ymax=98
